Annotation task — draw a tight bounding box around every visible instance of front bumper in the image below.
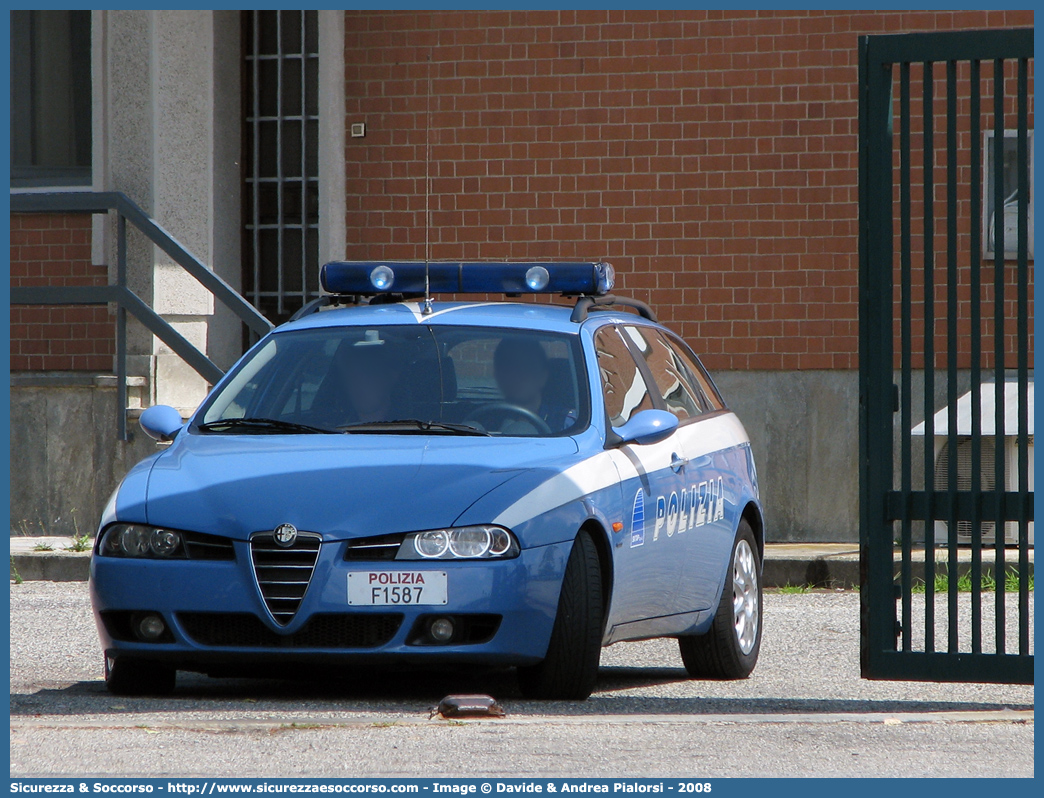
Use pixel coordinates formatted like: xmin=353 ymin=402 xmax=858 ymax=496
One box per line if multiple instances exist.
xmin=89 ymin=537 xmax=572 ymax=673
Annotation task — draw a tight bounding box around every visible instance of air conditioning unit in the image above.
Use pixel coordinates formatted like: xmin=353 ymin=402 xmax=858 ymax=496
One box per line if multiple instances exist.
xmin=912 ymin=381 xmax=1034 ymax=547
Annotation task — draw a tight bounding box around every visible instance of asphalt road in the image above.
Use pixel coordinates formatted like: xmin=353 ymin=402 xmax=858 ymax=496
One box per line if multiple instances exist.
xmin=10 ymin=582 xmax=1033 ymax=778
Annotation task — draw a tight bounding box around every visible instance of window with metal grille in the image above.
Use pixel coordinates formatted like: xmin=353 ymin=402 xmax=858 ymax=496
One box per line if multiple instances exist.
xmin=242 ymin=10 xmax=320 ymax=326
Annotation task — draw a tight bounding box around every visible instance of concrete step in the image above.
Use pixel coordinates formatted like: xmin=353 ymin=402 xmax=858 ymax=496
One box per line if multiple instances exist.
xmin=9 ymin=537 xmax=91 ymax=582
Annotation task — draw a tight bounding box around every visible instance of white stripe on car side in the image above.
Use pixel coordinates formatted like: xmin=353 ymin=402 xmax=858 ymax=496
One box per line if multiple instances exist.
xmin=493 ymin=450 xmax=629 ymax=530
xmin=493 ymin=412 xmax=749 ymax=530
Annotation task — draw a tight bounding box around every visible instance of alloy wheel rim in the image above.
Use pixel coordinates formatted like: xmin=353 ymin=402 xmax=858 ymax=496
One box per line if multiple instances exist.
xmin=732 ymin=539 xmax=759 ymax=655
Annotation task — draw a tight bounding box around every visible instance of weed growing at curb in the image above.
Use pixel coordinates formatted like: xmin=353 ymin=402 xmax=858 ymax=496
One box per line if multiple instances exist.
xmin=10 ymin=557 xmax=23 ymax=585
xmin=65 ymin=509 xmax=92 ymax=552
xmin=1006 ymin=568 xmax=1033 ymax=592
xmin=66 ymin=533 xmax=92 ymax=553
xmin=908 ymin=568 xmax=1033 ymax=594
xmin=778 ymin=583 xmax=813 ymax=594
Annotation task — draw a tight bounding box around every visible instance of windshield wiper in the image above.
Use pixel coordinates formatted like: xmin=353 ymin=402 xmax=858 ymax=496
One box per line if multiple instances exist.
xmin=338 ymin=419 xmax=491 ymax=436
xmin=197 ymin=417 xmax=338 ymax=435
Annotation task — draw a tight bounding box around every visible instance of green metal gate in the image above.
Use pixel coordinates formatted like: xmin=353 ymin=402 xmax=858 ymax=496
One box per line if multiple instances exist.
xmin=859 ymin=29 xmax=1033 ymax=684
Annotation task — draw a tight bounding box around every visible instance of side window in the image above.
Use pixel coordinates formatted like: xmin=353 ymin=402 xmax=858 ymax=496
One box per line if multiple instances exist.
xmin=664 ymin=335 xmax=725 ymax=412
xmin=594 ymin=326 xmax=655 ymax=427
xmin=623 ymin=326 xmax=705 ymax=421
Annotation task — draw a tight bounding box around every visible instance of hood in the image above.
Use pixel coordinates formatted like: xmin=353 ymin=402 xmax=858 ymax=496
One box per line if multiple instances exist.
xmin=138 ymin=432 xmax=579 ymax=540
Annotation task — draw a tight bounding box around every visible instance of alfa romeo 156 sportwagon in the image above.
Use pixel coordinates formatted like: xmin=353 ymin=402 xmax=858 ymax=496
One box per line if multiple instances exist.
xmin=91 ymin=261 xmax=764 ymax=700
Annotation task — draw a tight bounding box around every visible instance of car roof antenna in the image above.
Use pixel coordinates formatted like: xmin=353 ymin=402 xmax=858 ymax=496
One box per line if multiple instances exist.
xmin=422 ymin=47 xmax=434 ymax=315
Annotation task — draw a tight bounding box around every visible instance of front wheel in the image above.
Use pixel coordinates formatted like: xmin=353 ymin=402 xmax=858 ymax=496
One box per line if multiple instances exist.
xmin=678 ymin=519 xmax=762 ymax=679
xmin=517 ymin=530 xmax=603 ymax=700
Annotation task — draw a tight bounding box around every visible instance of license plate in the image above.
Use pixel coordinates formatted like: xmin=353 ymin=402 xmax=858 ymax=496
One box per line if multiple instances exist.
xmin=348 ymin=571 xmax=448 ymax=606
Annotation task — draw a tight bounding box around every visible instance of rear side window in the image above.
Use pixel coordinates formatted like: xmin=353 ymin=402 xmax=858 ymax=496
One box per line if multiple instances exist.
xmin=594 ymin=326 xmax=655 ymax=427
xmin=622 ymin=326 xmax=705 ymax=421
xmin=663 ymin=333 xmax=724 ymax=412
xmin=621 ymin=326 xmax=725 ymax=420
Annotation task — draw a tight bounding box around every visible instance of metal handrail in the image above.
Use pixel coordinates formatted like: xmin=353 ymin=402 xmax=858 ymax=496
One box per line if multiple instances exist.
xmin=10 ymin=191 xmax=275 ymax=440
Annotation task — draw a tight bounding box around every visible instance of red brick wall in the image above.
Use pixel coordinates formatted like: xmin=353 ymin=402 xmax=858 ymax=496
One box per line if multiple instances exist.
xmin=10 ymin=213 xmax=115 ymax=372
xmin=343 ymin=9 xmax=1034 ymax=370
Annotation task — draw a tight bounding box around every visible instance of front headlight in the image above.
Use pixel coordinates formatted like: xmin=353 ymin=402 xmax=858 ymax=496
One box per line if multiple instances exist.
xmin=99 ymin=524 xmax=186 ymax=559
xmin=396 ymin=525 xmax=519 ymax=560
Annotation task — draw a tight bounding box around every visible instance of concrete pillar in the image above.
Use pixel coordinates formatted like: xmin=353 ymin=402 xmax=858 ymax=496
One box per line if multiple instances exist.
xmin=318 ymin=10 xmax=346 ymax=265
xmin=96 ymin=10 xmax=242 ymax=416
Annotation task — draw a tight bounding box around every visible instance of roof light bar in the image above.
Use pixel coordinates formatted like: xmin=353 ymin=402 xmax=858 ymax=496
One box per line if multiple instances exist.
xmin=319 ymin=261 xmax=615 ymax=297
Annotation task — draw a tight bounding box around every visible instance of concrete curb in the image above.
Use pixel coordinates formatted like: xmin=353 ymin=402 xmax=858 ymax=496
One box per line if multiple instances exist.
xmin=761 ymin=544 xmax=1034 ymax=589
xmin=762 ymin=557 xmax=860 ymax=590
xmin=10 ymin=551 xmax=91 ymax=582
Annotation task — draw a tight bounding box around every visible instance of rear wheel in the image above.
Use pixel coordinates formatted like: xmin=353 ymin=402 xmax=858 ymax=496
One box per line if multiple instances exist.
xmin=517 ymin=530 xmax=603 ymax=700
xmin=104 ymin=656 xmax=176 ymax=696
xmin=678 ymin=519 xmax=761 ymax=679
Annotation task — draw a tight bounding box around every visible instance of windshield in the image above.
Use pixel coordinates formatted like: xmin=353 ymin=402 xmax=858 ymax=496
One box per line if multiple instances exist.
xmin=197 ymin=324 xmax=589 ymax=437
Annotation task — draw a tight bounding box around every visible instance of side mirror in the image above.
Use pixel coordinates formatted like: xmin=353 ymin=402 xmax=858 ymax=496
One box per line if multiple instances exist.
xmin=139 ymin=405 xmax=184 ymax=442
xmin=612 ymin=409 xmax=678 ymax=446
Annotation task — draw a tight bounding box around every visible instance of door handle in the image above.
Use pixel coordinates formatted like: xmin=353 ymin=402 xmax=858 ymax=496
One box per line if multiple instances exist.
xmin=670 ymin=453 xmax=689 ymax=473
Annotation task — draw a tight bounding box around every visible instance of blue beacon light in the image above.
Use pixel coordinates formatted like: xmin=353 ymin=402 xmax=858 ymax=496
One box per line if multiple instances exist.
xmin=524 ymin=265 xmax=550 ymax=291
xmin=320 ymin=261 xmax=615 ymax=297
xmin=369 ymin=264 xmax=395 ymax=290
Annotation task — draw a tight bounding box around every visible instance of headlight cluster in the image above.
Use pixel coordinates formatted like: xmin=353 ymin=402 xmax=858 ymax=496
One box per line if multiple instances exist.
xmin=397 ymin=525 xmax=519 ymax=560
xmin=99 ymin=524 xmax=185 ymax=559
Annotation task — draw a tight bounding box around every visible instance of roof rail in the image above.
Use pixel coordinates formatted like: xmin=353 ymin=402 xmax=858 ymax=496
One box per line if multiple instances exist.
xmin=288 ymin=294 xmax=334 ymax=321
xmin=289 ymin=289 xmax=658 ymax=325
xmin=570 ymin=294 xmax=657 ymax=323
xmin=288 ymin=292 xmax=421 ymax=322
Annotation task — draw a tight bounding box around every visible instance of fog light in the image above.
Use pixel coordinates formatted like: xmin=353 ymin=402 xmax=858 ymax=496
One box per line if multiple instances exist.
xmin=136 ymin=613 xmax=166 ymax=641
xmin=429 ymin=617 xmax=455 ymax=643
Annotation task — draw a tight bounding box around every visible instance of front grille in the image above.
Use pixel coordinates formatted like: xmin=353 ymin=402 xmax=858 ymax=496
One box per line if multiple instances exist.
xmin=184 ymin=530 xmax=235 ymax=560
xmin=344 ymin=533 xmax=405 ymax=561
xmin=250 ymin=532 xmax=321 ymax=625
xmin=177 ymin=612 xmax=403 ymax=648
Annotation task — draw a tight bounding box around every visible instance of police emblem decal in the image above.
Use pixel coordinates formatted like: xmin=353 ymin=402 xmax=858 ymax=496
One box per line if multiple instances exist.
xmin=630 ymin=489 xmax=645 ymax=548
xmin=273 ymin=523 xmax=298 ymax=548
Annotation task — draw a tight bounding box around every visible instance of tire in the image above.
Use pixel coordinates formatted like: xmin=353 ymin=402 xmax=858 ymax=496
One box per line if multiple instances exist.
xmin=678 ymin=519 xmax=762 ymax=679
xmin=517 ymin=530 xmax=603 ymax=700
xmin=104 ymin=656 xmax=177 ymax=696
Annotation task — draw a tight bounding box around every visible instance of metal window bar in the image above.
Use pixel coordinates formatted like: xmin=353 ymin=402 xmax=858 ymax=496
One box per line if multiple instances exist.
xmin=921 ymin=59 xmax=936 ymax=656
xmin=991 ymin=59 xmax=1005 ymax=655
xmin=944 ymin=59 xmax=959 ymax=655
xmin=968 ymin=58 xmax=982 ymax=656
xmin=243 ymin=10 xmax=320 ymax=325
xmin=898 ymin=61 xmax=913 ymax=653
xmin=10 ymin=192 xmax=274 ymax=441
xmin=1015 ymin=56 xmax=1030 ymax=658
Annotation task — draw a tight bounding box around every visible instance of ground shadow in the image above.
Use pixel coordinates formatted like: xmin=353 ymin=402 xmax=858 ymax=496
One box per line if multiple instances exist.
xmin=10 ymin=663 xmax=1033 ymax=719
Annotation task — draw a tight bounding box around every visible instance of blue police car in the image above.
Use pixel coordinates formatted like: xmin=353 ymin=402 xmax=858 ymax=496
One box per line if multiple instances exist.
xmin=90 ymin=261 xmax=764 ymax=700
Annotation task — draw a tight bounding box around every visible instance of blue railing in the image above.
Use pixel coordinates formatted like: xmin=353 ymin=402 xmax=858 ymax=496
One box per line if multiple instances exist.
xmin=10 ymin=191 xmax=274 ymax=440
